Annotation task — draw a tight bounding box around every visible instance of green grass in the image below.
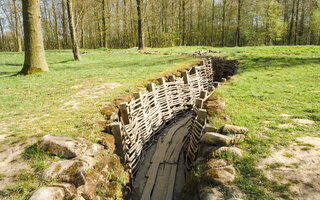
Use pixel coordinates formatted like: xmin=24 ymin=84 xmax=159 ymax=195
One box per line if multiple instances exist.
xmin=206 ymin=45 xmax=319 ymax=199
xmin=153 ymin=45 xmax=319 ymax=199
xmin=0 ymin=48 xmax=198 ymax=199
xmin=0 ymin=49 xmax=198 ymax=142
xmin=0 ymin=45 xmax=319 ymax=199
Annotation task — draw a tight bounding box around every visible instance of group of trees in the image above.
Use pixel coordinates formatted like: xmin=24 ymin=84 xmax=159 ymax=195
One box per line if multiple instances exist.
xmin=1 ymin=0 xmax=319 ymax=53
xmin=0 ymin=0 xmax=319 ymax=74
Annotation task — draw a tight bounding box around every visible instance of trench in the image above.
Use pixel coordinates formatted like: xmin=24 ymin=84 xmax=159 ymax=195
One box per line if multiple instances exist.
xmin=128 ymin=113 xmax=192 ymax=200
xmin=106 ymin=57 xmax=239 ymax=200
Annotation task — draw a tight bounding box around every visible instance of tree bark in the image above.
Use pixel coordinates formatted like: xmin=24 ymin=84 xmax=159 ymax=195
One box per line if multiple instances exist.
xmin=298 ymin=0 xmax=305 ymax=44
xmin=288 ymin=0 xmax=296 ymax=44
xmin=136 ymin=0 xmax=144 ymax=49
xmin=221 ymin=0 xmax=226 ymax=46
xmin=294 ymin=0 xmax=300 ymax=45
xmin=52 ymin=0 xmax=60 ymax=49
xmin=211 ymin=0 xmax=215 ymax=45
xmin=102 ymin=0 xmax=108 ymax=48
xmin=0 ymin=19 xmax=5 ymax=51
xmin=182 ymin=0 xmax=186 ymax=45
xmin=67 ymin=0 xmax=81 ymax=60
xmin=235 ymin=0 xmax=241 ymax=46
xmin=62 ymin=0 xmax=68 ymax=48
xmin=13 ymin=0 xmax=22 ymax=52
xmin=20 ymin=0 xmax=48 ymax=75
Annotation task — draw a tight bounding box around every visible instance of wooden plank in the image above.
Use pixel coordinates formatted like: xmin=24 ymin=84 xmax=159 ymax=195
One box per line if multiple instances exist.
xmin=151 ymin=164 xmax=172 ymax=200
xmin=165 ymin=164 xmax=178 ymax=200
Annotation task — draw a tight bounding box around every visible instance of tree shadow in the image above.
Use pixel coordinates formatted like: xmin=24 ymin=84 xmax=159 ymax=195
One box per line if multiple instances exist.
xmin=238 ymin=55 xmax=320 ymax=72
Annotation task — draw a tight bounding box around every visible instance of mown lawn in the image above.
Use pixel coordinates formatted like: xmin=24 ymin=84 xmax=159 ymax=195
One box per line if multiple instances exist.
xmin=0 ymin=49 xmax=198 ymax=142
xmin=0 ymin=46 xmax=319 ymax=199
xmin=164 ymin=45 xmax=319 ymax=199
xmin=0 ymin=48 xmax=198 ymax=199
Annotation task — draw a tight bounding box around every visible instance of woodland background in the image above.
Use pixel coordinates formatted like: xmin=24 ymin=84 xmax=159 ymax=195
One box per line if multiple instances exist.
xmin=0 ymin=0 xmax=319 ymax=51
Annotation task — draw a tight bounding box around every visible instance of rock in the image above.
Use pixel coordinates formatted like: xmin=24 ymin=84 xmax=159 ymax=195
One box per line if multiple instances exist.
xmin=200 ymin=132 xmax=232 ymax=146
xmin=76 ymin=155 xmax=97 ymax=169
xmin=41 ymin=160 xmax=88 ymax=187
xmin=52 ymin=183 xmax=77 ymax=200
xmin=199 ymin=144 xmax=218 ymax=158
xmin=213 ymin=147 xmax=243 ymax=158
xmin=207 ymin=100 xmax=225 ymax=115
xmin=29 ymin=187 xmax=65 ymax=200
xmin=77 ymin=171 xmax=102 ymax=200
xmin=39 ymin=135 xmax=86 ymax=158
xmin=204 ymin=165 xmax=236 ymax=185
xmin=205 ymin=159 xmax=227 ymax=169
xmin=205 ymin=124 xmax=218 ymax=133
xmin=224 ymin=185 xmax=243 ymax=199
xmin=97 ymin=134 xmax=115 ymax=153
xmin=77 ymin=138 xmax=104 ymax=157
xmin=220 ymin=125 xmax=248 ymax=135
xmin=199 ymin=186 xmax=224 ymax=200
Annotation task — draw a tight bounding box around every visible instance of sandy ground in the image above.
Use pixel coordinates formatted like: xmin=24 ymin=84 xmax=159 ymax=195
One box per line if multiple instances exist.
xmin=258 ymin=136 xmax=320 ymax=200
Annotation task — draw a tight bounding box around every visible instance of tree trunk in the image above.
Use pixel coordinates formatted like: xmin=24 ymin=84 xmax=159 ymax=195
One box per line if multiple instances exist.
xmin=123 ymin=0 xmax=128 ymax=48
xmin=13 ymin=0 xmax=22 ymax=52
xmin=294 ymin=0 xmax=300 ymax=45
xmin=211 ymin=0 xmax=215 ymax=45
xmin=102 ymin=0 xmax=108 ymax=48
xmin=20 ymin=0 xmax=48 ymax=75
xmin=62 ymin=0 xmax=68 ymax=48
xmin=283 ymin=0 xmax=288 ymax=44
xmin=136 ymin=0 xmax=144 ymax=49
xmin=52 ymin=0 xmax=60 ymax=49
xmin=67 ymin=0 xmax=81 ymax=60
xmin=298 ymin=0 xmax=305 ymax=44
xmin=221 ymin=0 xmax=226 ymax=46
xmin=235 ymin=0 xmax=241 ymax=46
xmin=182 ymin=0 xmax=186 ymax=45
xmin=0 ymin=19 xmax=5 ymax=51
xmin=288 ymin=0 xmax=296 ymax=44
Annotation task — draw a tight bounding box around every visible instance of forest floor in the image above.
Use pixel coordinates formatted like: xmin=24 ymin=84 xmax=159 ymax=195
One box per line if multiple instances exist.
xmin=0 ymin=45 xmax=319 ymax=199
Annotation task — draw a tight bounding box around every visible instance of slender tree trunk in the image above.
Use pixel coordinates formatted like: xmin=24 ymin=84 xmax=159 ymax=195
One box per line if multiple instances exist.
xmin=235 ymin=0 xmax=241 ymax=46
xmin=123 ymin=0 xmax=128 ymax=48
xmin=67 ymin=0 xmax=80 ymax=60
xmin=52 ymin=0 xmax=60 ymax=49
xmin=221 ymin=0 xmax=226 ymax=46
xmin=182 ymin=0 xmax=186 ymax=45
xmin=211 ymin=0 xmax=215 ymax=45
xmin=136 ymin=0 xmax=144 ymax=49
xmin=298 ymin=0 xmax=305 ymax=44
xmin=81 ymin=21 xmax=84 ymax=48
xmin=294 ymin=0 xmax=300 ymax=45
xmin=20 ymin=0 xmax=48 ymax=75
xmin=283 ymin=0 xmax=288 ymax=44
xmin=102 ymin=0 xmax=108 ymax=48
xmin=288 ymin=0 xmax=296 ymax=44
xmin=62 ymin=0 xmax=68 ymax=48
xmin=13 ymin=0 xmax=22 ymax=52
xmin=0 ymin=19 xmax=4 ymax=51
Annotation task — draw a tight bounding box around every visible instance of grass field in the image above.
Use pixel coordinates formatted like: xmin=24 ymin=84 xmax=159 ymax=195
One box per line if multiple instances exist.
xmin=0 ymin=45 xmax=319 ymax=199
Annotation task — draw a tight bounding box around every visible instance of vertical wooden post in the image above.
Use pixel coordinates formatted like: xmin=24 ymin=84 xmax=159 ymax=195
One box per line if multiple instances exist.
xmin=213 ymin=82 xmax=219 ymax=88
xmin=169 ymin=75 xmax=176 ymax=82
xmin=208 ymin=86 xmax=214 ymax=92
xmin=182 ymin=71 xmax=189 ymax=84
xmin=110 ymin=122 xmax=125 ymax=162
xmin=200 ymin=90 xmax=207 ymax=99
xmin=197 ymin=109 xmax=207 ymax=124
xmin=158 ymin=77 xmax=166 ymax=85
xmin=195 ymin=98 xmax=203 ymax=109
xmin=119 ymin=103 xmax=130 ymax=125
xmin=147 ymin=83 xmax=156 ymax=92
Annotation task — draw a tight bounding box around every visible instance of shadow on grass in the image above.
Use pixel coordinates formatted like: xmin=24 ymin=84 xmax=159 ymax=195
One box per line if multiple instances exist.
xmin=238 ymin=55 xmax=320 ymax=72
